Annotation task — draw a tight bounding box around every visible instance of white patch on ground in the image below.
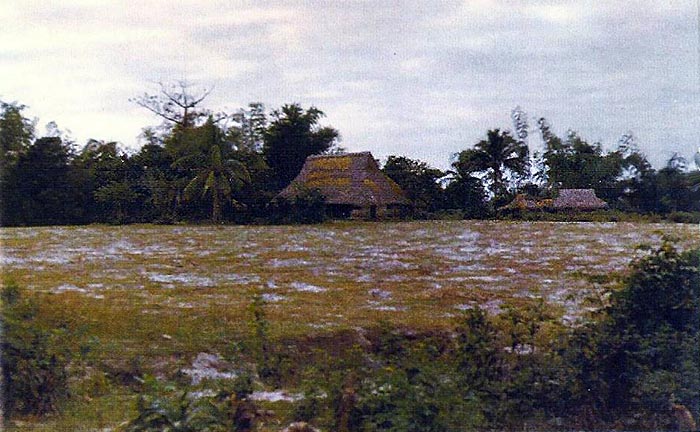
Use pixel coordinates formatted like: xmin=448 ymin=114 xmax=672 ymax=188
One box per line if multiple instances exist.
xmin=357 ymin=274 xmax=373 ymax=283
xmin=290 ymin=282 xmax=327 ymax=293
xmin=269 ymin=258 xmax=311 ymax=268
xmin=0 ymin=229 xmax=38 ymax=239
xmin=454 ymin=263 xmax=489 ymax=272
xmin=280 ymin=244 xmax=311 ymax=252
xmin=181 ymin=353 xmax=237 ymax=385
xmin=102 ymin=240 xmax=144 ymax=259
xmin=369 ymin=289 xmax=392 ymax=300
xmin=0 ymin=255 xmax=27 ymax=266
xmin=466 ymin=275 xmax=506 ymax=282
xmin=373 ymin=305 xmax=405 ymax=312
xmin=504 ymin=344 xmax=534 ymax=355
xmin=31 ymin=253 xmax=72 ymax=265
xmin=482 ymin=299 xmax=504 ymax=314
xmin=250 ymin=390 xmax=304 ymax=403
xmin=146 ymin=272 xmax=215 ymax=287
xmin=458 ymin=230 xmax=481 ymax=242
xmin=53 ymin=284 xmax=87 ymax=293
xmin=308 ymin=322 xmax=337 ymax=329
xmin=219 ymin=274 xmax=260 ymax=284
xmin=189 ymin=389 xmax=217 ymax=399
xmin=367 ymin=301 xmax=406 ymax=312
xmin=262 ymin=293 xmax=287 ymax=302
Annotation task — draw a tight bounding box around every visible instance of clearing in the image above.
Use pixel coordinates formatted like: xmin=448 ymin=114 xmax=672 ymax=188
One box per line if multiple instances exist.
xmin=2 ymin=220 xmax=698 ymax=360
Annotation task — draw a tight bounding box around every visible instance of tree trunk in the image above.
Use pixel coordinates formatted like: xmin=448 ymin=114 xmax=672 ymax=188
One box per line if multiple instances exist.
xmin=212 ymin=192 xmax=221 ymax=223
xmin=492 ymin=167 xmax=505 ymax=199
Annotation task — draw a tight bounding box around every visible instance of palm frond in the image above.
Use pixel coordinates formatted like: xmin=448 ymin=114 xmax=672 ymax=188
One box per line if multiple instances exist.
xmin=172 ymin=154 xmax=204 ymax=170
xmin=687 ymin=171 xmax=700 ymax=191
xmin=203 ymin=171 xmax=216 ymax=197
xmin=183 ymin=173 xmax=206 ymax=200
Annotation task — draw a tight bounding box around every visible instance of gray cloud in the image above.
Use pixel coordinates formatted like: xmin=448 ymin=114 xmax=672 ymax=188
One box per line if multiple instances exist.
xmin=1 ymin=0 xmax=697 ymax=168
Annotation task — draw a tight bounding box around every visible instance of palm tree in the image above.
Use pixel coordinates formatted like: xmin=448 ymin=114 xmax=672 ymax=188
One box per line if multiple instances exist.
xmin=453 ymin=129 xmax=528 ymax=203
xmin=181 ymin=144 xmax=249 ymax=223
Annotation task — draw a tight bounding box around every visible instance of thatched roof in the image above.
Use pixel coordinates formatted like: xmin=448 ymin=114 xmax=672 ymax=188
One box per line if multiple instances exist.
xmin=553 ymin=189 xmax=607 ymax=210
xmin=502 ymin=194 xmax=552 ymax=210
xmin=277 ymin=152 xmax=409 ymax=207
xmin=502 ymin=189 xmax=606 ymax=211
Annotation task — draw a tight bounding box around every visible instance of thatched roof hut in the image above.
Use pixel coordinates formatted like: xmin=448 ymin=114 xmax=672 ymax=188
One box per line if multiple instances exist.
xmin=277 ymin=152 xmax=409 ymax=218
xmin=502 ymin=188 xmax=607 ymax=212
xmin=553 ymin=189 xmax=607 ymax=210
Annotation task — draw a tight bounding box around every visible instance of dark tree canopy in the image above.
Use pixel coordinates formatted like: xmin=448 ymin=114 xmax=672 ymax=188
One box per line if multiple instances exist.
xmin=536 ymin=119 xmax=665 ymax=205
xmin=453 ymin=129 xmax=528 ymax=205
xmin=8 ymin=137 xmax=84 ymax=225
xmin=170 ymin=117 xmax=251 ymax=222
xmin=262 ymin=104 xmax=339 ymax=190
xmin=0 ymin=101 xmax=34 ymax=164
xmin=382 ymin=155 xmax=445 ymax=213
xmin=444 ymin=174 xmax=488 ymax=218
xmin=0 ymin=101 xmax=36 ymax=224
xmin=3 ymin=95 xmax=700 ymax=226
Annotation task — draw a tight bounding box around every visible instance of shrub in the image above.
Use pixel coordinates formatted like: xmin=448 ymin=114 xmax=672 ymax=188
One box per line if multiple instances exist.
xmin=125 ymin=375 xmax=258 ymax=432
xmin=349 ymin=358 xmax=484 ymax=431
xmin=292 ymin=373 xmax=325 ymax=424
xmin=667 ymin=211 xmax=700 ymax=224
xmin=575 ymin=241 xmax=700 ymax=428
xmin=269 ymin=187 xmax=326 ymax=224
xmin=1 ymin=280 xmax=75 ymax=417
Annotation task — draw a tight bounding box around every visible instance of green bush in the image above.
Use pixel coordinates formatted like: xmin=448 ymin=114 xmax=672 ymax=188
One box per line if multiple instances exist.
xmin=667 ymin=211 xmax=700 ymax=224
xmin=568 ymin=241 xmax=700 ymax=428
xmin=269 ymin=187 xmax=327 ymax=224
xmin=292 ymin=373 xmax=325 ymax=424
xmin=125 ymin=375 xmax=257 ymax=432
xmin=1 ymin=280 xmax=75 ymax=417
xmin=349 ymin=364 xmax=484 ymax=432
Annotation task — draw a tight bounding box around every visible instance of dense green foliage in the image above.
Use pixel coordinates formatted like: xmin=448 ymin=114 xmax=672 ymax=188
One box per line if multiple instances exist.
xmin=1 ymin=280 xmax=78 ymax=418
xmin=453 ymin=129 xmax=529 ymax=207
xmin=263 ymin=104 xmax=340 ymax=190
xmin=125 ymin=376 xmax=258 ymax=432
xmin=583 ymin=241 xmax=700 ymax=428
xmin=1 ymin=97 xmax=698 ymax=226
xmin=382 ymin=156 xmax=445 ymax=215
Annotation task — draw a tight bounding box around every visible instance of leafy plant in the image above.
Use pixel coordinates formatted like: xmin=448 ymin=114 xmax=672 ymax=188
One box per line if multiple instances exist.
xmin=564 ymin=240 xmax=700 ymax=428
xmin=1 ymin=279 xmax=75 ymax=417
xmin=125 ymin=375 xmax=258 ymax=432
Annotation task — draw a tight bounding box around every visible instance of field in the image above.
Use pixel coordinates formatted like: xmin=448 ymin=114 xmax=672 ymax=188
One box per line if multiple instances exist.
xmin=3 ymin=220 xmax=699 ymax=346
xmin=1 ymin=220 xmax=699 ymax=430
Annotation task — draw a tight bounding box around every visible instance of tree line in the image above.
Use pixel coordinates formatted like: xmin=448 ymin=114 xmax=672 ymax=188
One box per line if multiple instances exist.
xmin=1 ymin=88 xmax=699 ymax=226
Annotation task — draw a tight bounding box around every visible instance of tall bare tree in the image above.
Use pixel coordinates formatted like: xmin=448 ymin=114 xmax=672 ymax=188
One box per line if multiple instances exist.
xmin=131 ymin=81 xmax=212 ymax=129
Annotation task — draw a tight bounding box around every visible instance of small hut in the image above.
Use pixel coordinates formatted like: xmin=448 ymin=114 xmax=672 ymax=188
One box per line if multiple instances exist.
xmin=276 ymin=152 xmax=409 ymax=218
xmin=502 ymin=188 xmax=606 ymax=212
xmin=552 ymin=189 xmax=607 ymax=211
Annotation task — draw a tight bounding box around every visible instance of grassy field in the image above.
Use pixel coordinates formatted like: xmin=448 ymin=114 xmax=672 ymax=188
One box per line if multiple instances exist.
xmin=1 ymin=220 xmax=699 ymax=430
xmin=2 ymin=220 xmax=698 ymax=349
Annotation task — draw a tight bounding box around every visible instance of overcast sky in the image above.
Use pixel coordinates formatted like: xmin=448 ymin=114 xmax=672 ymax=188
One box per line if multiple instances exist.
xmin=1 ymin=0 xmax=698 ymax=169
